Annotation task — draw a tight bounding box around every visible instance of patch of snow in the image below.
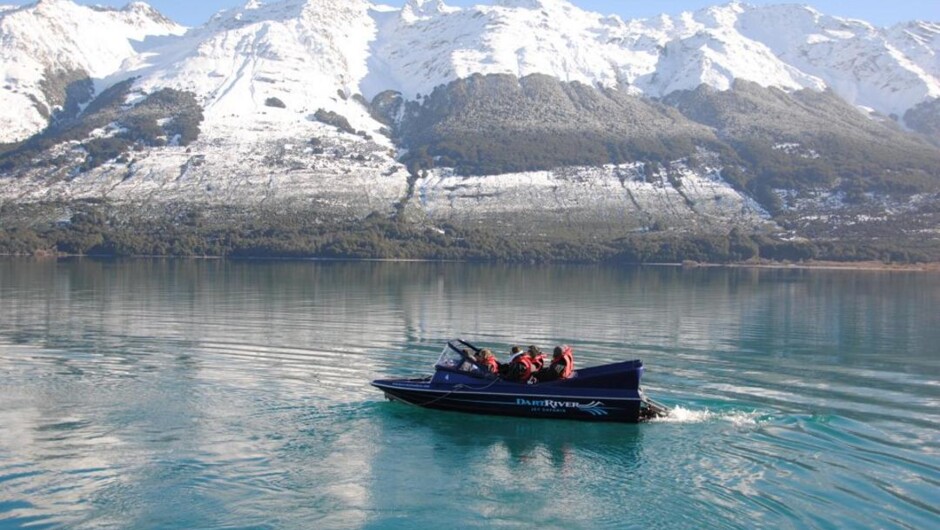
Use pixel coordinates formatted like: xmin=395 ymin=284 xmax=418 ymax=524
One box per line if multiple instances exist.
xmin=87 ymin=122 xmax=128 ymax=139
xmin=408 ymin=162 xmax=772 ymax=234
xmin=0 ymin=125 xmax=408 ymax=219
xmin=772 ymin=143 xmax=821 ymax=159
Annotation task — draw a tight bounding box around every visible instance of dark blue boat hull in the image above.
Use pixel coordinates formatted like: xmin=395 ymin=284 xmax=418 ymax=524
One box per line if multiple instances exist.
xmin=372 ymin=359 xmax=662 ymax=423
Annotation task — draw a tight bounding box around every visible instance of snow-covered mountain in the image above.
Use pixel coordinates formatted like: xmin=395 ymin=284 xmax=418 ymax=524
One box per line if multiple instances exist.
xmin=1 ymin=0 xmax=938 ymax=144
xmin=0 ymin=0 xmax=184 ymax=142
xmin=367 ymin=0 xmax=938 ymax=117
xmin=1 ymin=0 xmax=939 ymax=260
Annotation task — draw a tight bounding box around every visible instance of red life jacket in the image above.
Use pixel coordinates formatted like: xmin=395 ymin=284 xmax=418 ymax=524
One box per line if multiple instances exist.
xmin=550 ymin=346 xmax=574 ymax=379
xmin=511 ymin=355 xmax=535 ymax=380
xmin=531 ymin=353 xmax=546 ymax=371
xmin=481 ymin=356 xmax=499 ymax=374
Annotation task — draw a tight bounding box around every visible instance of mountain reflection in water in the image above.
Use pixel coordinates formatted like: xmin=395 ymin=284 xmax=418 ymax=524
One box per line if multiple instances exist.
xmin=1 ymin=259 xmax=938 ymax=529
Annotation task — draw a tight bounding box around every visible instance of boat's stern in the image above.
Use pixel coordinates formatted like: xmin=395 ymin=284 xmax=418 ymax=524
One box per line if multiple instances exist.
xmin=638 ymin=393 xmax=670 ymax=421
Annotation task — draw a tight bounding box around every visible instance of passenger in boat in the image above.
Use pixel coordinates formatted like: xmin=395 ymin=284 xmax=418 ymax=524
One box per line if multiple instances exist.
xmin=477 ymin=348 xmax=500 ymax=374
xmin=499 ymin=346 xmax=522 ymax=378
xmin=527 ymin=345 xmax=546 ymax=372
xmin=507 ymin=345 xmax=543 ymax=383
xmin=534 ymin=345 xmax=575 ymax=382
xmin=458 ymin=348 xmax=478 ymax=371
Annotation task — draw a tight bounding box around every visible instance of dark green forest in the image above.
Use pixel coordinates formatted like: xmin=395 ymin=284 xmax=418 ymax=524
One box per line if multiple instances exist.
xmin=2 ymin=202 xmax=936 ymax=263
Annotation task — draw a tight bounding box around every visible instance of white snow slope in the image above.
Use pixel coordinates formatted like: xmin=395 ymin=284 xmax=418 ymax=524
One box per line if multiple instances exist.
xmin=118 ymin=0 xmax=389 ymax=145
xmin=0 ymin=0 xmax=185 ymax=142
xmin=1 ymin=0 xmax=938 ymax=144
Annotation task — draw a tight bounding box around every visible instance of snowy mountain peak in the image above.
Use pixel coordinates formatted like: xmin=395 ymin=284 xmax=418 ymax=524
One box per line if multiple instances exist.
xmin=404 ymin=0 xmax=445 ymax=11
xmin=402 ymin=0 xmax=457 ymax=19
xmin=692 ymin=1 xmax=746 ymax=25
xmin=122 ymin=1 xmax=170 ymax=18
xmin=402 ymin=1 xmax=467 ymax=24
xmin=30 ymin=0 xmax=81 ymax=15
xmin=124 ymin=1 xmax=157 ymax=11
xmin=493 ymin=0 xmax=576 ymax=10
xmin=114 ymin=1 xmax=180 ymax=31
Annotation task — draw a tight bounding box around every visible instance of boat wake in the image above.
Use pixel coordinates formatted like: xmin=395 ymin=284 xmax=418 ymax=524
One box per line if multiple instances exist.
xmin=652 ymin=405 xmax=765 ymax=426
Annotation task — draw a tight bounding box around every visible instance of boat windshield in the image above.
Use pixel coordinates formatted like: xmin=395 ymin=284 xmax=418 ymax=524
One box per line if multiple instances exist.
xmin=435 ymin=340 xmax=484 ymax=375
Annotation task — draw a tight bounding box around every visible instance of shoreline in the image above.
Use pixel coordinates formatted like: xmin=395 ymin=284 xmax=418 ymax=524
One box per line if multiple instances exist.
xmin=2 ymin=253 xmax=938 ymax=272
xmin=690 ymin=260 xmax=940 ymax=272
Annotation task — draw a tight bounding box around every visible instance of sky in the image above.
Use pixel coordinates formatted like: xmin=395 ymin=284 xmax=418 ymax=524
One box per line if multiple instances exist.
xmin=2 ymin=0 xmax=938 ymax=28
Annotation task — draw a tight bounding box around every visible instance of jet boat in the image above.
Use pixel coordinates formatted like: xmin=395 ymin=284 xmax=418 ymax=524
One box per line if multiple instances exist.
xmin=371 ymin=339 xmax=669 ymax=422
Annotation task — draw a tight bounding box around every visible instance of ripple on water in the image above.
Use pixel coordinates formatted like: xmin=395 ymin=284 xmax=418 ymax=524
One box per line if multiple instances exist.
xmin=2 ymin=260 xmax=940 ymax=529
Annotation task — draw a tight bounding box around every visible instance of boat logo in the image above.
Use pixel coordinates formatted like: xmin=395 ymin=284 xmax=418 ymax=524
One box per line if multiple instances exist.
xmin=577 ymin=401 xmax=608 ymax=416
xmin=515 ymin=398 xmax=608 ymax=416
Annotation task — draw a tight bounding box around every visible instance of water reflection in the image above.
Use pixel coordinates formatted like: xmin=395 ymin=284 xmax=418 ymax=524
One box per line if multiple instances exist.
xmin=366 ymin=406 xmax=647 ymax=527
xmin=1 ymin=259 xmax=939 ymax=528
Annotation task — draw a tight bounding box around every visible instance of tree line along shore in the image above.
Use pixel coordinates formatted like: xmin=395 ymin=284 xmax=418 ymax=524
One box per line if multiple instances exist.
xmin=2 ymin=204 xmax=937 ymax=266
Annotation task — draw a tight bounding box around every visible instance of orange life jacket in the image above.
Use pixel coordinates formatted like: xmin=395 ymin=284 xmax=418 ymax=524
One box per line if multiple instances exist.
xmin=481 ymin=356 xmax=499 ymax=374
xmin=550 ymin=346 xmax=574 ymax=379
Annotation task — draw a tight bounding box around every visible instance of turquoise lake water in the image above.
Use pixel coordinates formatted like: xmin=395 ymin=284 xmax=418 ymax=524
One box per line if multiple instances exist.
xmin=0 ymin=259 xmax=938 ymax=529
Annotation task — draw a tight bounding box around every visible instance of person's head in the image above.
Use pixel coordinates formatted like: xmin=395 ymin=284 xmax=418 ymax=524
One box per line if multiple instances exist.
xmin=527 ymin=345 xmax=541 ymax=357
xmin=553 ymin=346 xmax=563 ymax=358
xmin=511 ymin=346 xmax=522 ymax=354
xmin=481 ymin=348 xmax=493 ymax=359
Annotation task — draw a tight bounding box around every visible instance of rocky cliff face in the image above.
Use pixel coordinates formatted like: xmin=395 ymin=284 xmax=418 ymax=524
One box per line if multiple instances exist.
xmin=1 ymin=0 xmax=938 ymax=261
